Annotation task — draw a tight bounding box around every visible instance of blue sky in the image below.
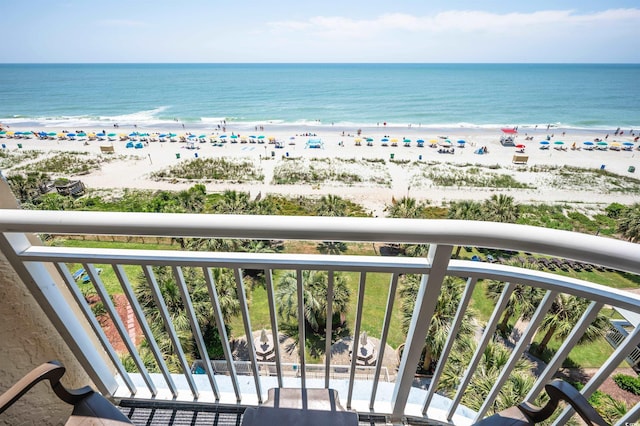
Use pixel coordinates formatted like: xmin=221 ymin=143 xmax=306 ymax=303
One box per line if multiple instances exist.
xmin=2 ymin=1 xmax=639 ymax=63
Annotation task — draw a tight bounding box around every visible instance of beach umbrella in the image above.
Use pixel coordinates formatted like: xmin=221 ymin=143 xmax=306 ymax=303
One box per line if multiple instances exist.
xmin=108 ymin=133 xmax=117 ymax=137
xmin=515 ymin=144 xmax=526 ymax=149
xmin=439 ymin=139 xmax=452 ymax=147
xmin=230 ymin=135 xmax=238 ymax=139
xmin=47 ymin=132 xmax=57 ymax=137
xmin=416 ymin=139 xmax=424 ymax=143
xmin=198 ymin=134 xmax=206 ymax=139
xmin=366 ymin=138 xmax=374 ymax=142
xmin=597 ymin=141 xmax=608 ymax=146
xmin=403 ymin=138 xmax=411 ymax=143
xmin=539 ymin=141 xmax=549 ymax=145
xmin=623 ymin=142 xmax=634 ymax=147
xmin=381 ymin=137 xmax=389 ymax=142
xmin=158 ymin=134 xmax=167 ymax=138
xmin=38 ymin=131 xmax=47 ymax=138
xmin=97 ymin=132 xmax=106 ymax=137
xmin=610 ymin=142 xmax=621 ymax=147
xmin=67 ymin=133 xmax=76 ymax=137
xmin=77 ymin=132 xmax=87 ymax=137
xmin=249 ymin=135 xmax=257 ymax=139
xmin=457 ymin=139 xmax=466 ymax=144
xmin=583 ymin=141 xmax=594 ymax=146
xmin=554 ymin=141 xmax=564 ymax=145
xmin=257 ymin=135 xmax=265 ymax=139
xmin=220 ymin=134 xmax=227 ymax=139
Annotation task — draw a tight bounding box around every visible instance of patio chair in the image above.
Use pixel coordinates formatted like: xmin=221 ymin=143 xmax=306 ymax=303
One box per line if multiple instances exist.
xmin=0 ymin=360 xmax=132 ymax=425
xmin=475 ymin=379 xmax=607 ymax=426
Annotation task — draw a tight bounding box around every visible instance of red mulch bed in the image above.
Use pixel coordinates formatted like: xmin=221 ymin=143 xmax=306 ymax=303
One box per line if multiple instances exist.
xmin=94 ymin=294 xmax=144 ymax=354
xmin=557 ymin=367 xmax=640 ymax=406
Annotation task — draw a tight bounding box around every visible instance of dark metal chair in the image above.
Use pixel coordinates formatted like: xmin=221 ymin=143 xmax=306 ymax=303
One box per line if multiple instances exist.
xmin=475 ymin=380 xmax=607 ymax=426
xmin=0 ymin=361 xmax=133 ymax=425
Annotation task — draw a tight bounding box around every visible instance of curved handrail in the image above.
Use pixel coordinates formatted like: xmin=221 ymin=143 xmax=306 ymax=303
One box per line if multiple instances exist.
xmin=1 ymin=210 xmax=638 ymax=274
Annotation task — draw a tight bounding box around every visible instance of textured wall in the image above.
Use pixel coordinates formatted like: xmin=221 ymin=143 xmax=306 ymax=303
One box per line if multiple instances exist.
xmin=0 ymin=178 xmax=90 ymax=425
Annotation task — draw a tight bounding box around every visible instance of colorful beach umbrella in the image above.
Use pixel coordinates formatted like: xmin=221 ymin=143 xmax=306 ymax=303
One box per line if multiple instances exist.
xmin=457 ymin=139 xmax=466 ymax=144
xmin=583 ymin=141 xmax=594 ymax=146
xmin=539 ymin=141 xmax=549 ymax=145
xmin=515 ymin=144 xmax=526 ymax=149
xmin=554 ymin=141 xmax=564 ymax=145
xmin=381 ymin=137 xmax=389 ymax=142
xmin=597 ymin=141 xmax=608 ymax=146
xmin=416 ymin=139 xmax=424 ymax=143
xmin=623 ymin=142 xmax=634 ymax=146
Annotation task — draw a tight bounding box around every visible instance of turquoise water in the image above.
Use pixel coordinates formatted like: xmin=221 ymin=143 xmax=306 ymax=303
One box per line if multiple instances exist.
xmin=0 ymin=63 xmax=638 ymax=131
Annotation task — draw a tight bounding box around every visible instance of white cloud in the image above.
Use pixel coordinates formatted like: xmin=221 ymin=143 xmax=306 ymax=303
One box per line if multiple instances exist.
xmin=268 ymin=8 xmax=640 ymax=37
xmin=260 ymin=8 xmax=640 ymax=62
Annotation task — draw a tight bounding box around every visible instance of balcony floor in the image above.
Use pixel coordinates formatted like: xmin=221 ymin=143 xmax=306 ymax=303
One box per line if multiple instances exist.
xmin=118 ymin=400 xmax=388 ymax=426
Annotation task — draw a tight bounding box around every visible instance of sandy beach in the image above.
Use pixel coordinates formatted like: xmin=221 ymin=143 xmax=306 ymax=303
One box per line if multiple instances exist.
xmin=1 ymin=123 xmax=639 ymax=216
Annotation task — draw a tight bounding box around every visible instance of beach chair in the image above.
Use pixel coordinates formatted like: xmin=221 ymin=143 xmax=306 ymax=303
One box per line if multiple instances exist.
xmin=474 ymin=380 xmax=606 ymax=426
xmin=0 ymin=360 xmax=133 ymax=425
xmin=72 ymin=268 xmax=85 ymax=281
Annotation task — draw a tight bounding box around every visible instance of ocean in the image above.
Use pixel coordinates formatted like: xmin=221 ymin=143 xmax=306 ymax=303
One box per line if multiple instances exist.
xmin=0 ymin=63 xmax=638 ymax=132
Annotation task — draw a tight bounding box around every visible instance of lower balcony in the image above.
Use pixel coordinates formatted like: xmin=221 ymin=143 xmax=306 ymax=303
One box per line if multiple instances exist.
xmin=1 ymin=209 xmax=640 ymax=425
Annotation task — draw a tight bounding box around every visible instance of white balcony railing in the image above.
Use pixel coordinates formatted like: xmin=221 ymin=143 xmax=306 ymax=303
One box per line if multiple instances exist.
xmin=1 ymin=209 xmax=640 ymax=425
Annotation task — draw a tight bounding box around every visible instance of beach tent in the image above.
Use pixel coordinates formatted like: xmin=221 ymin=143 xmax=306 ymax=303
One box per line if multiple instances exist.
xmin=306 ymin=138 xmax=324 ymax=149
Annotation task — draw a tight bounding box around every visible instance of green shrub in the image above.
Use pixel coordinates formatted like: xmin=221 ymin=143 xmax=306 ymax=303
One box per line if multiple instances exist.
xmin=613 ymin=374 xmax=640 ymax=395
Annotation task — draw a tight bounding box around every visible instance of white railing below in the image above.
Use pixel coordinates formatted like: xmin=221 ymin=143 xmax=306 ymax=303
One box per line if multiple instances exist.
xmin=1 ymin=210 xmax=640 ymax=426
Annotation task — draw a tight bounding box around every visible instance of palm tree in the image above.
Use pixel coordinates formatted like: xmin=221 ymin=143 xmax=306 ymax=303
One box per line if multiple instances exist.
xmin=177 ymin=184 xmax=207 ymax=212
xmin=400 ymin=275 xmax=476 ymax=371
xmin=485 ymin=280 xmax=545 ymax=333
xmin=535 ymin=293 xmax=609 ymax=355
xmin=447 ymin=200 xmax=484 ymax=256
xmin=315 ymin=194 xmax=348 ymax=217
xmin=482 ymin=194 xmax=519 ymax=223
xmin=316 ymin=241 xmax=348 ymax=255
xmin=386 ymin=196 xmax=424 ymax=218
xmin=215 ymin=190 xmax=252 ymax=214
xmin=134 ymin=266 xmax=240 ymax=371
xmin=617 ymin=203 xmax=640 ymax=242
xmin=401 ymin=243 xmax=430 ymax=257
xmin=438 ymin=338 xmax=536 ymax=414
xmin=447 ymin=200 xmax=483 ymax=220
xmin=276 ymin=270 xmax=350 ymax=333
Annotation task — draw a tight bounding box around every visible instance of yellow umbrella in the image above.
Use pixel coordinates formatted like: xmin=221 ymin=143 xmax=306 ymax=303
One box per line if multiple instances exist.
xmin=610 ymin=142 xmax=621 ymax=147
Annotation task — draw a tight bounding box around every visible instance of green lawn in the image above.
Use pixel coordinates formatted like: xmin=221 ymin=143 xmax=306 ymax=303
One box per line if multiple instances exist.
xmin=229 ymin=270 xmax=405 ymax=364
xmin=48 ymin=238 xmax=637 ymax=368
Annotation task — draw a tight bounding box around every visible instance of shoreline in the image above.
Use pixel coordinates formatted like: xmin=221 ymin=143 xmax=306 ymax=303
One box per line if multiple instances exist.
xmin=1 ymin=124 xmax=639 ymax=217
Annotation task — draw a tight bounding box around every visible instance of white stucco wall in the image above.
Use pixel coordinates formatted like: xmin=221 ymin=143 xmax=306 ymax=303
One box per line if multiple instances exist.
xmin=0 ymin=178 xmax=91 ymax=425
